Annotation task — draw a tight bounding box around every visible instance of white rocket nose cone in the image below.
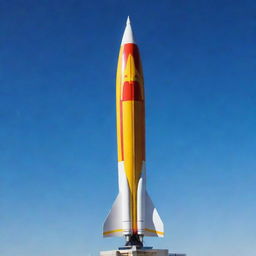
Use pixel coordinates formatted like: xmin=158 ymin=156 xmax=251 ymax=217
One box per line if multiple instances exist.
xmin=121 ymin=16 xmax=135 ymax=45
xmin=126 ymin=16 xmax=131 ymax=25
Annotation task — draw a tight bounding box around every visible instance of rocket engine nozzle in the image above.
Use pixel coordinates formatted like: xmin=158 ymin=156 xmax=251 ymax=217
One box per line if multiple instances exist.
xmin=125 ymin=234 xmax=143 ymax=248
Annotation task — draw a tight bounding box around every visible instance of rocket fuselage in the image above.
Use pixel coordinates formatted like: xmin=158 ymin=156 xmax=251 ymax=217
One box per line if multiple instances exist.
xmin=103 ymin=17 xmax=164 ymax=242
xmin=116 ymin=43 xmax=145 ymax=235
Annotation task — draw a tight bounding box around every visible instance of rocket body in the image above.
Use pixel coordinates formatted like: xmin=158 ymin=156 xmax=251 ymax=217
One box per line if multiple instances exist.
xmin=103 ymin=18 xmax=164 ymax=242
xmin=116 ymin=28 xmax=145 ymax=236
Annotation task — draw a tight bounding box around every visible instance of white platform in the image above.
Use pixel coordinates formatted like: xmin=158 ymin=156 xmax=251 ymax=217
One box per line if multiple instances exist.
xmin=100 ymin=247 xmax=169 ymax=256
xmin=169 ymin=254 xmax=186 ymax=256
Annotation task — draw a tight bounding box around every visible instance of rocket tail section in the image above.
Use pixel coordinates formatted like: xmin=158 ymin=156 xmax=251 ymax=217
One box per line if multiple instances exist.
xmin=103 ymin=193 xmax=123 ymax=237
xmin=103 ymin=162 xmax=131 ymax=237
xmin=103 ymin=185 xmax=164 ymax=238
xmin=144 ymin=191 xmax=164 ymax=237
xmin=137 ymin=166 xmax=164 ymax=237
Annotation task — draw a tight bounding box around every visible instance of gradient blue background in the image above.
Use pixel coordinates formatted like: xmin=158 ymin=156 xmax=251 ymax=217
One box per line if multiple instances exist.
xmin=1 ymin=1 xmax=255 ymax=256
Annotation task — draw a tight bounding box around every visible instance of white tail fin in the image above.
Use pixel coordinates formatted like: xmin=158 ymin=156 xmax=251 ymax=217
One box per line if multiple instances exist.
xmin=144 ymin=191 xmax=164 ymax=237
xmin=103 ymin=193 xmax=123 ymax=237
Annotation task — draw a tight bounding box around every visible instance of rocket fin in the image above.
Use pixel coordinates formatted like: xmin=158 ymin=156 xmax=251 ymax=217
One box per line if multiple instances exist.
xmin=103 ymin=193 xmax=123 ymax=237
xmin=144 ymin=191 xmax=164 ymax=237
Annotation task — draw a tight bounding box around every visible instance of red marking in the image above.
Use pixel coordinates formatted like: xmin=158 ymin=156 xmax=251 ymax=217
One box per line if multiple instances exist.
xmin=123 ymin=44 xmax=142 ymax=72
xmin=122 ymin=81 xmax=142 ymax=101
xmin=119 ymin=101 xmax=124 ymax=160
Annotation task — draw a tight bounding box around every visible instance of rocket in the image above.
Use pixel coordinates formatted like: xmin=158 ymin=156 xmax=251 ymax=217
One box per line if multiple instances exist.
xmin=103 ymin=17 xmax=164 ymax=246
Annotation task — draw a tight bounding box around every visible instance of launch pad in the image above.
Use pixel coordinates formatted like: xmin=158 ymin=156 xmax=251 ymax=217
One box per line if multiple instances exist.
xmin=100 ymin=247 xmax=168 ymax=256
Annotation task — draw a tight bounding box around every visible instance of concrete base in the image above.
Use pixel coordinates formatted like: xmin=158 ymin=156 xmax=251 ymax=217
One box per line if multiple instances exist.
xmin=100 ymin=247 xmax=169 ymax=256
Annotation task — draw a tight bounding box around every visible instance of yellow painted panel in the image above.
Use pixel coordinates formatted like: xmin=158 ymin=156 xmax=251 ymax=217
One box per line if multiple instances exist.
xmin=145 ymin=228 xmax=164 ymax=235
xmin=103 ymin=229 xmax=124 ymax=235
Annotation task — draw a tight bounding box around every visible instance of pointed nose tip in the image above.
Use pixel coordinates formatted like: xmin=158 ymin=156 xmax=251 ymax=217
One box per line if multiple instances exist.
xmin=121 ymin=16 xmax=135 ymax=45
xmin=126 ymin=16 xmax=131 ymax=24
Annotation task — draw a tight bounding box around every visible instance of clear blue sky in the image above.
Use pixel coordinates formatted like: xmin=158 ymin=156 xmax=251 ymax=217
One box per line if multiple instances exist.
xmin=1 ymin=1 xmax=255 ymax=256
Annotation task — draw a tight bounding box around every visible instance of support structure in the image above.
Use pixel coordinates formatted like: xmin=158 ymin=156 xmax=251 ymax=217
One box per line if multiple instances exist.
xmin=125 ymin=234 xmax=143 ymax=247
xmin=100 ymin=247 xmax=169 ymax=256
